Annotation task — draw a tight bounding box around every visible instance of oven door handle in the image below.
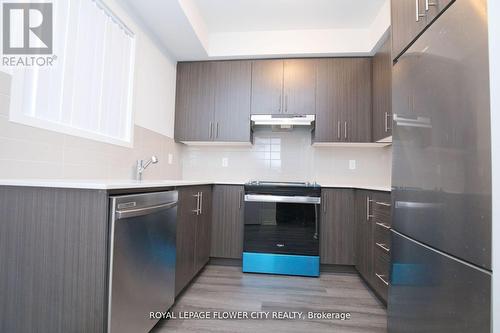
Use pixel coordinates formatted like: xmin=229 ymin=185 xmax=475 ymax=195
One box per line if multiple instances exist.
xmin=244 ymin=194 xmax=321 ymax=204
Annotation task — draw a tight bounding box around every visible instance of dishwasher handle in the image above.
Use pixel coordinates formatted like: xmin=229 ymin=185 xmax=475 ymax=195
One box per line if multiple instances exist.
xmin=116 ymin=201 xmax=177 ymax=220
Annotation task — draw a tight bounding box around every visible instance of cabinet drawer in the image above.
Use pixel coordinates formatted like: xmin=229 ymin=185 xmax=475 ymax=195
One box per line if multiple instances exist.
xmin=374 ymin=224 xmax=391 ymax=254
xmin=373 ymin=250 xmax=390 ymax=301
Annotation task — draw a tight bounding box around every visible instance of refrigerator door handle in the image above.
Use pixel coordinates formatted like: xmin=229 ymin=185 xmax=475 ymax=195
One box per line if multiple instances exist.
xmin=393 ymin=114 xmax=432 ymax=128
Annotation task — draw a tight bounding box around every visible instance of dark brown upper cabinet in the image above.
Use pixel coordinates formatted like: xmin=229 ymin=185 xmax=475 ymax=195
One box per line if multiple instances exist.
xmin=251 ymin=59 xmax=316 ymax=115
xmin=320 ymin=188 xmax=355 ymax=265
xmin=391 ymin=0 xmax=453 ymax=61
xmin=175 ymin=62 xmax=215 ymax=142
xmin=213 ymin=61 xmax=252 ymax=142
xmin=314 ymin=58 xmax=372 ymax=143
xmin=283 ymin=59 xmax=317 ymax=114
xmin=251 ymin=59 xmax=284 ymax=115
xmin=372 ymin=33 xmax=393 ymax=142
xmin=175 ymin=61 xmax=252 ymax=143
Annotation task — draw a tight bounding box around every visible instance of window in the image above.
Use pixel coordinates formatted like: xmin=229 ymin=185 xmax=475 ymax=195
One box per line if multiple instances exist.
xmin=9 ymin=0 xmax=136 ymax=146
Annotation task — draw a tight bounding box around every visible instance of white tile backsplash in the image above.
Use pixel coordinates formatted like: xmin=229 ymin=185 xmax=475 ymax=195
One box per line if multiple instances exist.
xmin=182 ymin=128 xmax=392 ymax=187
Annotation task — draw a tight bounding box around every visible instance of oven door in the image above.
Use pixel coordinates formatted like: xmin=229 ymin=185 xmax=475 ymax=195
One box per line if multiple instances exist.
xmin=243 ymin=194 xmax=320 ymax=256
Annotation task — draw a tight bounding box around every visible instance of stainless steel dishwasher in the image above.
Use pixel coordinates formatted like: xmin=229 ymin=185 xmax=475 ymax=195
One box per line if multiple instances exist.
xmin=108 ymin=190 xmax=178 ymax=333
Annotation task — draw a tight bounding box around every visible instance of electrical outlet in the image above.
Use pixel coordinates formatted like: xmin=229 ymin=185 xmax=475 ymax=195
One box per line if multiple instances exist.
xmin=349 ymin=160 xmax=356 ymax=170
xmin=168 ymin=153 xmax=173 ymax=165
xmin=222 ymin=157 xmax=228 ymax=167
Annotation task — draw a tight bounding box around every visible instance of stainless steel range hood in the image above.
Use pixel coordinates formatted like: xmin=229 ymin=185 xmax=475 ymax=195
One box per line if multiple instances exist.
xmin=251 ymin=114 xmax=315 ymax=127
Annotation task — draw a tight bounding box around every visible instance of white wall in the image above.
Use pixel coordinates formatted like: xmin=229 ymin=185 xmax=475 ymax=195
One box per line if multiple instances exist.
xmin=488 ymin=0 xmax=500 ymax=330
xmin=133 ymin=37 xmax=177 ymax=138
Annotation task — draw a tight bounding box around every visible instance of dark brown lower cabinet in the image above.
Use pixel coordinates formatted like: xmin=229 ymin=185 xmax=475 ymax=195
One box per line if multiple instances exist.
xmin=0 ymin=186 xmax=109 ymax=333
xmin=320 ymin=189 xmax=355 ymax=265
xmin=355 ymin=190 xmax=391 ymax=302
xmin=355 ymin=190 xmax=374 ymax=282
xmin=210 ymin=185 xmax=245 ymax=259
xmin=195 ymin=187 xmax=212 ymax=272
xmin=175 ymin=185 xmax=212 ymax=296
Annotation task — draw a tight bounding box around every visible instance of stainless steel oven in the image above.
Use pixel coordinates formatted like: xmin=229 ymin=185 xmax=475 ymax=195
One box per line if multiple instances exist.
xmin=242 ymin=181 xmax=321 ymax=277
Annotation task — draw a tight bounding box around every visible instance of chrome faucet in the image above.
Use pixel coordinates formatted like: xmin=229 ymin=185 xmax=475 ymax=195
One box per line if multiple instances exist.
xmin=136 ymin=155 xmax=158 ymax=181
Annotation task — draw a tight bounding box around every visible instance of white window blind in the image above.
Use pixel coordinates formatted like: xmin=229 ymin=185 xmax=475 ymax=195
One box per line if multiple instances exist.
xmin=9 ymin=0 xmax=135 ymax=146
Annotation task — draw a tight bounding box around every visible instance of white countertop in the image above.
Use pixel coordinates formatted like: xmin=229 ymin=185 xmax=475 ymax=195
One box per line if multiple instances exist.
xmin=0 ymin=179 xmax=390 ymax=192
xmin=0 ymin=179 xmax=213 ymax=190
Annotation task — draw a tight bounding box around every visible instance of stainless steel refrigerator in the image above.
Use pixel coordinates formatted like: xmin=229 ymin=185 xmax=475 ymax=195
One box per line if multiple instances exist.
xmin=389 ymin=0 xmax=491 ymax=332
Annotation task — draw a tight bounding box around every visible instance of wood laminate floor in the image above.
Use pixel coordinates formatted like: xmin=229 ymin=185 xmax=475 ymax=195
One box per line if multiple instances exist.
xmin=152 ymin=265 xmax=387 ymax=333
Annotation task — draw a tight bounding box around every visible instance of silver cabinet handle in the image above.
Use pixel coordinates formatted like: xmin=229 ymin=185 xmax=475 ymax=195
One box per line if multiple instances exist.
xmin=376 ymin=242 xmax=390 ymax=253
xmin=384 ymin=112 xmax=392 ymax=132
xmin=344 ymin=121 xmax=348 ymax=140
xmin=337 ymin=121 xmax=341 ymax=140
xmin=376 ymin=273 xmax=389 ymax=286
xmin=216 ymin=122 xmax=219 ymax=139
xmin=375 ymin=201 xmax=391 ymax=207
xmin=239 ymin=190 xmax=242 ymax=209
xmin=416 ymin=0 xmax=426 ymax=21
xmin=366 ymin=196 xmax=373 ymax=221
xmin=285 ymin=95 xmax=288 ymax=113
xmin=376 ymin=222 xmax=391 ymax=230
xmin=200 ymin=192 xmax=203 ymax=215
xmin=425 ymin=0 xmax=437 ymax=10
xmin=279 ymin=93 xmax=282 ymax=113
xmin=209 ymin=122 xmax=213 ymax=139
xmin=193 ymin=192 xmax=200 ymax=215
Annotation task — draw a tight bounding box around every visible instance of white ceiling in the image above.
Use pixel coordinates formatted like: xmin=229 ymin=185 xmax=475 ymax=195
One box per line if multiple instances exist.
xmin=193 ymin=0 xmax=386 ymax=32
xmin=117 ymin=0 xmax=390 ymax=61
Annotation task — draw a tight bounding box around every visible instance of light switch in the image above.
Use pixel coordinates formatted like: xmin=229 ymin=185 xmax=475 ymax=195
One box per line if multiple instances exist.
xmin=222 ymin=157 xmax=229 ymax=167
xmin=349 ymin=160 xmax=356 ymax=170
xmin=168 ymin=153 xmax=173 ymax=165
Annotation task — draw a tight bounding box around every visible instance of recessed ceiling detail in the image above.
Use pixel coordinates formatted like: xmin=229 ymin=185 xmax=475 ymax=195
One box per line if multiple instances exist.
xmin=194 ymin=0 xmax=386 ymax=32
xmin=117 ymin=0 xmax=390 ymax=60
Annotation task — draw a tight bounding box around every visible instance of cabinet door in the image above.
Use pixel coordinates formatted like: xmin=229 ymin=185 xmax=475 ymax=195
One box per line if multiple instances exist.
xmin=355 ymin=191 xmax=367 ymax=276
xmin=314 ymin=59 xmax=343 ymax=142
xmin=251 ymin=59 xmax=284 ymax=115
xmin=320 ymin=189 xmax=355 ymax=265
xmin=213 ymin=61 xmax=252 ymax=142
xmin=175 ymin=187 xmax=198 ymax=295
xmin=174 ymin=62 xmax=215 ymax=142
xmin=283 ymin=59 xmax=316 ymax=115
xmin=391 ymin=0 xmax=428 ymax=60
xmin=355 ymin=190 xmax=375 ymax=283
xmin=195 ymin=186 xmax=212 ymax=272
xmin=211 ymin=185 xmax=244 ymax=259
xmin=372 ymin=34 xmax=393 ymax=142
xmin=343 ymin=58 xmax=372 ymax=142
xmin=315 ymin=58 xmax=371 ymax=143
